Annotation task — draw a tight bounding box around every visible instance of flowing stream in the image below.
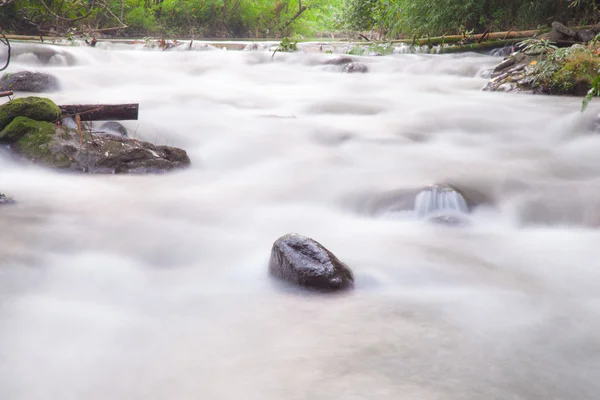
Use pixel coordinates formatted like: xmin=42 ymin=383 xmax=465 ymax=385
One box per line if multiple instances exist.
xmin=1 ymin=42 xmax=600 ymax=400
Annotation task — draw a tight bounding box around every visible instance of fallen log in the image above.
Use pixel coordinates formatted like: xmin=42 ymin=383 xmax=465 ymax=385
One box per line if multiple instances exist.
xmin=58 ymin=103 xmax=139 ymax=121
xmin=436 ymin=39 xmax=523 ymax=54
xmin=391 ymin=29 xmax=548 ymax=46
xmin=0 ymin=90 xmax=13 ymax=98
xmin=391 ymin=25 xmax=600 ymax=47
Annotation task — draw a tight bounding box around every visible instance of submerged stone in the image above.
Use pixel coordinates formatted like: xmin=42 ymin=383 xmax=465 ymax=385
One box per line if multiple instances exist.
xmin=269 ymin=233 xmax=354 ymax=292
xmin=414 ymin=185 xmax=470 ymax=226
xmin=414 ymin=184 xmax=469 ymax=218
xmin=100 ymin=121 xmax=128 ymax=137
xmin=0 ymin=193 xmax=16 ymax=205
xmin=323 ymin=56 xmax=354 ymax=66
xmin=0 ymin=97 xmax=61 ymax=131
xmin=342 ymin=62 xmax=368 ymax=73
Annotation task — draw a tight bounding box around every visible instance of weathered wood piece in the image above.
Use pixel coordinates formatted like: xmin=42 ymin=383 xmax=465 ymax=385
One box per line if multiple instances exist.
xmin=58 ymin=103 xmax=139 ymax=121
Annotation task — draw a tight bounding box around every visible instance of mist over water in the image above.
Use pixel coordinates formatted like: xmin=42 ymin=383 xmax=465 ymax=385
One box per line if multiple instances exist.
xmin=1 ymin=43 xmax=600 ymax=400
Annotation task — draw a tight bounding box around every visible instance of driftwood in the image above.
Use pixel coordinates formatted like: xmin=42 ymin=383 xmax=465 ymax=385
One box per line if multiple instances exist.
xmin=390 ymin=30 xmax=547 ymax=46
xmin=58 ymin=103 xmax=139 ymax=121
xmin=437 ymin=39 xmax=523 ymax=54
xmin=392 ymin=25 xmax=600 ymax=47
xmin=0 ymin=90 xmax=13 ymax=97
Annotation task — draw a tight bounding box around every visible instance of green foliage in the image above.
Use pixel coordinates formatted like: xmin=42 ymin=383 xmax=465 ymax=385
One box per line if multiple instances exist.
xmin=519 ymin=41 xmax=600 ymax=100
xmin=582 ymin=74 xmax=600 ymax=111
xmin=342 ymin=0 xmax=600 ymax=38
xmin=0 ymin=0 xmax=345 ymax=38
xmin=272 ymin=37 xmax=298 ymax=57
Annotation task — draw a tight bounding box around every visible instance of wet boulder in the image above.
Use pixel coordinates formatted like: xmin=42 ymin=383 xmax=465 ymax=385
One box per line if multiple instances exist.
xmin=342 ymin=62 xmax=368 ymax=74
xmin=0 ymin=193 xmax=15 ymax=205
xmin=11 ymin=127 xmax=190 ymax=173
xmin=0 ymin=96 xmax=60 ymax=131
xmin=269 ymin=233 xmax=354 ymax=291
xmin=0 ymin=119 xmax=190 ymax=173
xmin=1 ymin=71 xmax=60 ymax=93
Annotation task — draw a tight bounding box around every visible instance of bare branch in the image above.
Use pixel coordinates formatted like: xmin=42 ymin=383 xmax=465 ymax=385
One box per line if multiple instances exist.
xmin=0 ymin=29 xmax=11 ymax=72
xmin=39 ymin=0 xmax=96 ymax=22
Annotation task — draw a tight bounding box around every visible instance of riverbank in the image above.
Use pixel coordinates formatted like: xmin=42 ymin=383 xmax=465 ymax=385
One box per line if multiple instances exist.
xmin=483 ymin=22 xmax=600 ymax=103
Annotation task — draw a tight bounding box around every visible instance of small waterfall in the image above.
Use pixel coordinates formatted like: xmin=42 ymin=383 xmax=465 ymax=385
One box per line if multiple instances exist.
xmin=414 ymin=185 xmax=469 ymax=219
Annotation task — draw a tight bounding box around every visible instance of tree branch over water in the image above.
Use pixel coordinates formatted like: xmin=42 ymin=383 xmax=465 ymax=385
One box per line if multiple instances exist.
xmin=38 ymin=0 xmax=96 ymax=22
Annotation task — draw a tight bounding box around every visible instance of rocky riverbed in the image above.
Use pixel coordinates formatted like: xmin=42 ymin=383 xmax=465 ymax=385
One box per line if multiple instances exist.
xmin=484 ymin=22 xmax=600 ymax=95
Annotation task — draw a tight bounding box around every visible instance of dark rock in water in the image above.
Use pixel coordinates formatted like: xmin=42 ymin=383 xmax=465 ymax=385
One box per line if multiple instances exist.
xmin=269 ymin=233 xmax=354 ymax=292
xmin=0 ymin=193 xmax=16 ymax=205
xmin=323 ymin=56 xmax=354 ymax=66
xmin=100 ymin=121 xmax=128 ymax=137
xmin=0 ymin=71 xmax=60 ymax=93
xmin=342 ymin=62 xmax=368 ymax=74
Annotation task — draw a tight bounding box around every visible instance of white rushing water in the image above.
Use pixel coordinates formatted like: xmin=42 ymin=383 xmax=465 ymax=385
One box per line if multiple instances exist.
xmin=1 ymin=42 xmax=600 ymax=400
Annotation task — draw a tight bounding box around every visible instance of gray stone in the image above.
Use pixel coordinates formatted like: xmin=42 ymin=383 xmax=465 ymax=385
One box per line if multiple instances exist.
xmin=414 ymin=184 xmax=469 ymax=219
xmin=323 ymin=56 xmax=354 ymax=66
xmin=577 ymin=29 xmax=596 ymax=43
xmin=269 ymin=233 xmax=354 ymax=292
xmin=342 ymin=62 xmax=368 ymax=73
xmin=100 ymin=121 xmax=128 ymax=137
xmin=552 ymin=21 xmax=577 ymax=38
xmin=493 ymin=57 xmax=516 ymax=73
xmin=0 ymin=193 xmax=15 ymax=205
xmin=0 ymin=71 xmax=60 ymax=93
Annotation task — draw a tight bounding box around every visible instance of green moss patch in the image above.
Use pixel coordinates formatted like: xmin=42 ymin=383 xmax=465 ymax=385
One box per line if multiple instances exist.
xmin=0 ymin=116 xmax=55 ymax=143
xmin=549 ymin=51 xmax=600 ymax=95
xmin=12 ymin=118 xmax=71 ymax=168
xmin=0 ymin=97 xmax=61 ymax=131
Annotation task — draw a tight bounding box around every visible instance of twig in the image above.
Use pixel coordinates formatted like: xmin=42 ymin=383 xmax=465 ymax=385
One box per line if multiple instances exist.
xmin=75 ymin=114 xmax=83 ymax=145
xmin=0 ymin=27 xmax=11 ymax=72
xmin=39 ymin=0 xmax=96 ymax=22
xmin=0 ymin=90 xmax=13 ymax=97
xmin=477 ymin=21 xmax=494 ymax=43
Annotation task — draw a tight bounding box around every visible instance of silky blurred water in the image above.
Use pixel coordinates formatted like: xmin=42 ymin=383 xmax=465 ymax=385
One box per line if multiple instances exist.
xmin=1 ymin=42 xmax=600 ymax=400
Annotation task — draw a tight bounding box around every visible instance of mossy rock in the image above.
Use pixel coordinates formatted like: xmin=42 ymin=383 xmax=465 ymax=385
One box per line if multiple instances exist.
xmin=0 ymin=116 xmax=54 ymax=143
xmin=549 ymin=51 xmax=600 ymax=96
xmin=0 ymin=97 xmax=61 ymax=131
xmin=11 ymin=118 xmax=71 ymax=168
